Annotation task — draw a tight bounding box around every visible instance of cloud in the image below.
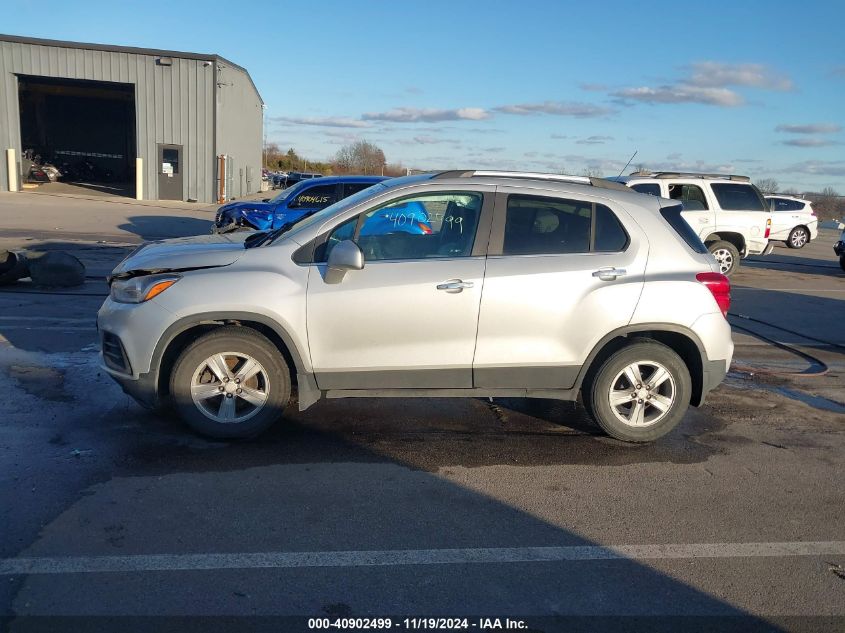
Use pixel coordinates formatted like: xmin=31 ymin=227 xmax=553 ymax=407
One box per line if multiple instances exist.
xmin=775 ymin=123 xmax=842 ymax=135
xmin=493 ymin=101 xmax=613 ymax=118
xmin=362 ymin=107 xmax=490 ymax=122
xmin=404 ymin=135 xmax=461 ymax=145
xmin=272 ymin=116 xmax=371 ymax=129
xmin=783 ymin=160 xmax=845 ymax=177
xmin=781 ymin=138 xmax=843 ymax=147
xmin=685 ymin=61 xmax=793 ymax=91
xmin=576 ymin=135 xmax=614 ymax=145
xmin=579 ymin=83 xmax=607 ymax=92
xmin=831 ymin=66 xmax=845 ymax=78
xmin=612 ymin=85 xmax=744 ymax=107
xmin=550 ymin=134 xmax=569 ymax=139
xmin=611 ymin=61 xmax=792 ymax=108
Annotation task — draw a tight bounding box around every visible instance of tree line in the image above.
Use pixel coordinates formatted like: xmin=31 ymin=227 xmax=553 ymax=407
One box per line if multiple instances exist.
xmin=263 ymin=140 xmax=407 ymax=177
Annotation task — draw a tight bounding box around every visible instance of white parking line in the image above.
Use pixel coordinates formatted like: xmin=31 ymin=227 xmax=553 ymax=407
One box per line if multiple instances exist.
xmin=2 ymin=541 xmax=844 ymax=576
xmin=0 ymin=325 xmax=95 ymax=331
xmin=0 ymin=317 xmax=94 ymax=323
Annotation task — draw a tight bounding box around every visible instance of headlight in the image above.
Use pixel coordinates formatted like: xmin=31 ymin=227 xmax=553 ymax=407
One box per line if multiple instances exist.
xmin=110 ymin=273 xmax=180 ymax=304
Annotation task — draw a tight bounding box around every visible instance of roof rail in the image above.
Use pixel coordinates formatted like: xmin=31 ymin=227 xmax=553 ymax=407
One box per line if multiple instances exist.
xmin=632 ymin=171 xmax=750 ymax=182
xmin=433 ymin=170 xmax=630 ymax=191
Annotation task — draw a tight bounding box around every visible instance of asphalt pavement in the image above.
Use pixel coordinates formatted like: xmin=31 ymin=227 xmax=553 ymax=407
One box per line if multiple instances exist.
xmin=1 ymin=191 xmax=844 ymax=632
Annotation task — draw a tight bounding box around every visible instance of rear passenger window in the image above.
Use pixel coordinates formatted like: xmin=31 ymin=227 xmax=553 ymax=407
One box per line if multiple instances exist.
xmin=594 ymin=204 xmax=629 ymax=252
xmin=504 ymin=195 xmax=591 ymax=255
xmin=342 ymin=182 xmax=375 ymax=198
xmin=631 ymin=183 xmax=661 ymax=196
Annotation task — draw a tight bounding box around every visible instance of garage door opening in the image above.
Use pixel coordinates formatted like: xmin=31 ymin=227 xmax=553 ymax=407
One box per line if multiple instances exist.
xmin=18 ymin=75 xmax=136 ymax=197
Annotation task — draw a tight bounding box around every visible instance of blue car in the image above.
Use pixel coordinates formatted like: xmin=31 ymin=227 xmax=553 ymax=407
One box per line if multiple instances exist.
xmin=213 ymin=175 xmax=388 ymax=233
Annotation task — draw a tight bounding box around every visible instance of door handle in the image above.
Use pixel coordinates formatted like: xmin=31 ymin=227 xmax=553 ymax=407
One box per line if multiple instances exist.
xmin=698 ymin=218 xmax=709 ymax=224
xmin=592 ymin=267 xmax=626 ymax=281
xmin=437 ymin=279 xmax=474 ymax=292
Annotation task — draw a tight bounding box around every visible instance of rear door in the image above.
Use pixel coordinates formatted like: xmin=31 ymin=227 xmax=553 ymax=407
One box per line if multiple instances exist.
xmin=768 ymin=197 xmax=800 ymax=240
xmin=709 ymin=182 xmax=771 ymax=254
xmin=473 ymin=187 xmax=648 ymax=389
xmin=665 ymin=181 xmax=716 ymax=240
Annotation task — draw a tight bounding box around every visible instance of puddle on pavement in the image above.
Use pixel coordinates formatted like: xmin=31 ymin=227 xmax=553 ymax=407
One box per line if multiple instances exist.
xmin=8 ymin=364 xmax=72 ymax=401
xmin=726 ymin=373 xmax=845 ymax=414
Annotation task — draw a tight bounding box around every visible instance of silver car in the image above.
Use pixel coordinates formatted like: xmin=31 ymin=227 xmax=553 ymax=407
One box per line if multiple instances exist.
xmin=98 ymin=171 xmax=734 ymax=442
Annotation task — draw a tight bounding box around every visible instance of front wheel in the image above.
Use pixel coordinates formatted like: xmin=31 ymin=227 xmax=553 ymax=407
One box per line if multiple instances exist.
xmin=787 ymin=226 xmax=809 ymax=249
xmin=840 ymin=255 xmax=845 ymax=272
xmin=585 ymin=341 xmax=691 ymax=442
xmin=707 ymin=240 xmax=740 ymax=276
xmin=169 ymin=326 xmax=291 ymax=438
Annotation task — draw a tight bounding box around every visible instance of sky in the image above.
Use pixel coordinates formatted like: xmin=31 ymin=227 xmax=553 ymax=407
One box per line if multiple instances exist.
xmin=4 ymin=0 xmax=845 ymax=192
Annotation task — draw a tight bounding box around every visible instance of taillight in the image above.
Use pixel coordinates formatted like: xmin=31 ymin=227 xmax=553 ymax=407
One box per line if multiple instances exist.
xmin=696 ymin=272 xmax=731 ymax=317
xmin=764 ymin=218 xmax=771 ymax=238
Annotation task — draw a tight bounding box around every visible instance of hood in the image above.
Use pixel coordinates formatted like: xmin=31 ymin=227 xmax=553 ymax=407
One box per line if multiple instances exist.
xmin=110 ymin=233 xmax=249 ymax=279
xmin=219 ymin=200 xmax=277 ymax=215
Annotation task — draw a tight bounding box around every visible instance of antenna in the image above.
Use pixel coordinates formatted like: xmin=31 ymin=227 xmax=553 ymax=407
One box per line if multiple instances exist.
xmin=617 ymin=150 xmax=637 ymax=178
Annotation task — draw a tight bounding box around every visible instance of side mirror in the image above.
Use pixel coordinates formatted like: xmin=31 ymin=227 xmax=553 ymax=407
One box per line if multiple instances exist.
xmin=325 ymin=240 xmax=364 ymax=283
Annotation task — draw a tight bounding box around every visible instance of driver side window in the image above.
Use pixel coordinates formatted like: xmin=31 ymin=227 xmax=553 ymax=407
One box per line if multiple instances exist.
xmin=319 ymin=191 xmax=483 ymax=262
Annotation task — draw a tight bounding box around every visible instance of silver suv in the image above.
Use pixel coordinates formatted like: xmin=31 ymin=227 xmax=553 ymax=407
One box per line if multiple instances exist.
xmin=98 ymin=171 xmax=734 ymax=442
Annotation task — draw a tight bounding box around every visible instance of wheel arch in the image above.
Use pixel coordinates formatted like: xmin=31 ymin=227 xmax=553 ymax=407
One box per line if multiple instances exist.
xmin=704 ymin=232 xmax=745 ymax=254
xmin=576 ymin=324 xmax=708 ymax=406
xmin=153 ymin=312 xmax=306 ymax=402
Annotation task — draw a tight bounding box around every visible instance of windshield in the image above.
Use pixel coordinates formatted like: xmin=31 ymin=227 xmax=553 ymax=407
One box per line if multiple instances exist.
xmin=269 ymin=179 xmax=308 ymax=203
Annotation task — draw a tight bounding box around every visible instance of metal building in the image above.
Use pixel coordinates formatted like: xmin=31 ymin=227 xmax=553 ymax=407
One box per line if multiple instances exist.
xmin=0 ymin=34 xmax=263 ymax=203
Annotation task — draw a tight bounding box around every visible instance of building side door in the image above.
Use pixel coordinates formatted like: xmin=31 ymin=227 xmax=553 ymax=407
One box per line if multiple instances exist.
xmin=158 ymin=144 xmax=183 ymax=200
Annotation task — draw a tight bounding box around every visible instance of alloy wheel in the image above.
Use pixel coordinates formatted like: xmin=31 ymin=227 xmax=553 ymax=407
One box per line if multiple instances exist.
xmin=190 ymin=352 xmax=270 ymax=423
xmin=712 ymin=248 xmax=734 ymax=274
xmin=608 ymin=361 xmax=676 ymax=427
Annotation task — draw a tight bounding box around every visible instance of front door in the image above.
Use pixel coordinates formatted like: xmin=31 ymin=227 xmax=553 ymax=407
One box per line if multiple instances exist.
xmin=306 ymin=188 xmax=493 ymax=390
xmin=157 ymin=144 xmax=183 ymax=200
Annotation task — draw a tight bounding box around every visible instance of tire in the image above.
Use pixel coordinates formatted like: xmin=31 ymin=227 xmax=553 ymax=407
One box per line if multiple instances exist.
xmin=585 ymin=340 xmax=691 ymax=443
xmin=787 ymin=226 xmax=809 ymax=249
xmin=169 ymin=326 xmax=290 ymax=439
xmin=840 ymin=255 xmax=845 ymax=273
xmin=707 ymin=240 xmax=740 ymax=276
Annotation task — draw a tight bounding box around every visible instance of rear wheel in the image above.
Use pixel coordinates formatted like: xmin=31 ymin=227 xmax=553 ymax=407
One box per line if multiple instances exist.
xmin=707 ymin=240 xmax=740 ymax=276
xmin=787 ymin=226 xmax=809 ymax=249
xmin=585 ymin=341 xmax=691 ymax=442
xmin=169 ymin=327 xmax=290 ymax=439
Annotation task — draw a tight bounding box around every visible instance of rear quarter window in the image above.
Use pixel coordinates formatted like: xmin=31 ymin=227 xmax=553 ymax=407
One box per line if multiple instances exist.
xmin=711 ymin=183 xmax=766 ymax=211
xmin=660 ymin=204 xmax=708 ymax=254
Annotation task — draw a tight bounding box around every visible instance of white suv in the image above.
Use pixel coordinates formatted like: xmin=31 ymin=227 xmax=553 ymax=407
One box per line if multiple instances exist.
xmin=618 ymin=172 xmax=772 ymax=275
xmin=765 ymin=195 xmax=819 ymax=249
xmin=97 ymin=171 xmax=734 ymax=443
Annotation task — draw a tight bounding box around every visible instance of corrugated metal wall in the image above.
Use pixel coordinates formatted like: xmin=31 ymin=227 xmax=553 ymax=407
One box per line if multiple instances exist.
xmin=0 ymin=40 xmax=216 ymax=202
xmin=215 ymin=62 xmax=263 ymax=199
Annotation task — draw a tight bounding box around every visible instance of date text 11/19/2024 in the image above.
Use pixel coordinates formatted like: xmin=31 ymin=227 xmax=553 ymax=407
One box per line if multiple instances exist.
xmin=308 ymin=617 xmax=528 ymax=630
